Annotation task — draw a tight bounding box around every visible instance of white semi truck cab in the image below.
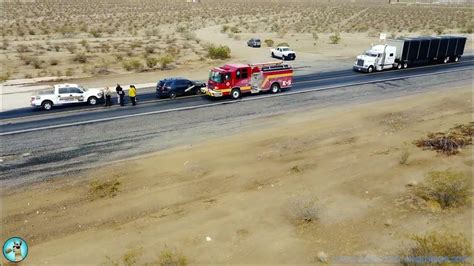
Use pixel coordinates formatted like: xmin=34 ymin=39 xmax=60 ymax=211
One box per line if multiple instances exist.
xmin=354 ymin=44 xmax=398 ymax=73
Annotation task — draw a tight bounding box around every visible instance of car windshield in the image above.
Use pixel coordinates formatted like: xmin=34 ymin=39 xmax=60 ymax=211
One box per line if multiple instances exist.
xmin=365 ymin=51 xmax=378 ymax=57
xmin=209 ymin=71 xmax=223 ymax=83
xmin=281 ymin=48 xmax=289 ymax=51
xmin=255 ymin=39 xmax=261 ymax=43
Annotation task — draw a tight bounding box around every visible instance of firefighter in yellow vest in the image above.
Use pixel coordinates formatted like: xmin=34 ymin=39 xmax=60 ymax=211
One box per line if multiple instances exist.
xmin=129 ymin=85 xmax=137 ymax=106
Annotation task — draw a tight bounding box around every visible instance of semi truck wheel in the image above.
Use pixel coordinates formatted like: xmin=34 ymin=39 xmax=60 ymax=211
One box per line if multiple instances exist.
xmin=367 ymin=66 xmax=374 ymax=73
xmin=454 ymin=56 xmax=459 ymax=62
xmin=270 ymin=83 xmax=280 ymax=94
xmin=88 ymin=96 xmax=98 ymax=105
xmin=231 ymin=88 xmax=241 ymax=99
xmin=443 ymin=57 xmax=449 ymax=63
xmin=397 ymin=63 xmax=402 ymax=70
xmin=41 ymin=100 xmax=53 ymax=110
xmin=403 ymin=63 xmax=408 ymax=69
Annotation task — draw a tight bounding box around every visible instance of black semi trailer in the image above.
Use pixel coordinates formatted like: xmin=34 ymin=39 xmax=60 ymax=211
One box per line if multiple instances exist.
xmin=354 ymin=35 xmax=467 ymax=72
xmin=388 ymin=36 xmax=467 ymax=67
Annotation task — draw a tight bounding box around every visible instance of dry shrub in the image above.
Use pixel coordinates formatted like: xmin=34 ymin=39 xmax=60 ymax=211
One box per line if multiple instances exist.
xmin=207 ymin=45 xmax=231 ymax=59
xmin=65 ymin=42 xmax=77 ymax=54
xmin=182 ymin=31 xmax=196 ymax=41
xmin=89 ymin=179 xmax=121 ymax=199
xmin=33 ymin=60 xmax=44 ymax=69
xmin=287 ymin=193 xmax=320 ymax=223
xmin=16 ymin=44 xmax=30 ymax=53
xmin=329 ymin=32 xmax=341 ymax=44
xmin=415 ymin=171 xmax=470 ymax=209
xmin=399 ymin=148 xmax=410 ymax=165
xmin=230 ymin=26 xmax=240 ymax=33
xmin=158 ymin=248 xmax=187 ymax=266
xmin=90 ymin=28 xmax=102 ymax=38
xmin=159 ymin=55 xmax=173 ymax=70
xmin=0 ymin=72 xmax=10 ymax=82
xmin=65 ymin=68 xmax=74 ymax=76
xmin=145 ymin=45 xmax=156 ymax=54
xmin=400 ymin=231 xmax=471 ymax=265
xmin=221 ymin=25 xmax=230 ymax=33
xmin=122 ymin=59 xmax=143 ymax=72
xmin=414 ymin=123 xmax=473 ymax=155
xmin=122 ymin=248 xmax=143 ymax=266
xmin=146 ymin=56 xmax=158 ymax=68
xmin=264 ymin=39 xmax=274 ymax=47
xmin=49 ymin=58 xmax=59 ymax=66
xmin=72 ymin=53 xmax=88 ymax=63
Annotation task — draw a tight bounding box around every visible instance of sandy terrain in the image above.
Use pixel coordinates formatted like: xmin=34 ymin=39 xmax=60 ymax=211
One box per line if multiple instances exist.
xmin=1 ymin=86 xmax=472 ymax=264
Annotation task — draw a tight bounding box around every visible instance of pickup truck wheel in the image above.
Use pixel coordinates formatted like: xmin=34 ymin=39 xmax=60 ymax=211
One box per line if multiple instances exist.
xmin=270 ymin=83 xmax=280 ymax=94
xmin=281 ymin=55 xmax=286 ymax=60
xmin=231 ymin=88 xmax=241 ymax=99
xmin=88 ymin=96 xmax=98 ymax=105
xmin=367 ymin=66 xmax=374 ymax=73
xmin=41 ymin=100 xmax=53 ymax=110
xmin=195 ymin=88 xmax=202 ymax=95
xmin=169 ymin=91 xmax=177 ymax=99
xmin=271 ymin=52 xmax=275 ymax=58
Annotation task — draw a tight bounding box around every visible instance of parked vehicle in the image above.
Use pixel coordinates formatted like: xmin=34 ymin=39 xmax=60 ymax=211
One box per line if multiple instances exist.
xmin=354 ymin=36 xmax=467 ymax=73
xmin=271 ymin=46 xmax=296 ymax=60
xmin=247 ymin=38 xmax=261 ymax=48
xmin=156 ymin=77 xmax=206 ymax=99
xmin=201 ymin=62 xmax=293 ymax=99
xmin=30 ymin=84 xmax=103 ymax=110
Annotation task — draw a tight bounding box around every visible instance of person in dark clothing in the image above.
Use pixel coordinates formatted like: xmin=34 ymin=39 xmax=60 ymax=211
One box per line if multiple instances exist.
xmin=116 ymin=84 xmax=125 ymax=106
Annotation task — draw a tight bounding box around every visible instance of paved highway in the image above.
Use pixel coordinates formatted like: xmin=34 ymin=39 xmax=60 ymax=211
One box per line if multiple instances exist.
xmin=1 ymin=56 xmax=473 ymax=136
xmin=0 ymin=58 xmax=472 ymax=186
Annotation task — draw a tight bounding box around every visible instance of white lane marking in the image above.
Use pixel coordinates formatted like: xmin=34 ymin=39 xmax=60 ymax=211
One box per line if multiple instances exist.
xmin=1 ymin=66 xmax=472 ymax=136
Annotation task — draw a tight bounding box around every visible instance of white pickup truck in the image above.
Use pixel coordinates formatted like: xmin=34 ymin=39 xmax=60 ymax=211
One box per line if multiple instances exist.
xmin=31 ymin=83 xmax=103 ymax=110
xmin=271 ymin=46 xmax=296 ymax=60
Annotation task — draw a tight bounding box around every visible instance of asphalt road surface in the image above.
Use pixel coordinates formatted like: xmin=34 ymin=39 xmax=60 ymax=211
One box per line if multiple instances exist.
xmin=1 ymin=58 xmax=472 ymax=186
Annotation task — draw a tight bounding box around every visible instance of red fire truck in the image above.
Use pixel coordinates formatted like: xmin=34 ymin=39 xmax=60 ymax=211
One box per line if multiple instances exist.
xmin=201 ymin=61 xmax=293 ymax=99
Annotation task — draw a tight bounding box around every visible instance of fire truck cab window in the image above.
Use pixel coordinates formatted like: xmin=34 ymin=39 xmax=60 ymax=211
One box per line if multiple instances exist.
xmin=236 ymin=68 xmax=248 ymax=79
xmin=224 ymin=73 xmax=231 ymax=81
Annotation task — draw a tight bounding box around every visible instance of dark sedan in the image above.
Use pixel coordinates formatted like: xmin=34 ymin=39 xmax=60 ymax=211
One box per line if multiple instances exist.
xmin=156 ymin=78 xmax=206 ymax=99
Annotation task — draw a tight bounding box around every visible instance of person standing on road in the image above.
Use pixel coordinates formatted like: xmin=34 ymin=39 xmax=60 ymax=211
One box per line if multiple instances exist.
xmin=104 ymin=86 xmax=112 ymax=107
xmin=116 ymin=84 xmax=125 ymax=106
xmin=129 ymin=85 xmax=137 ymax=106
